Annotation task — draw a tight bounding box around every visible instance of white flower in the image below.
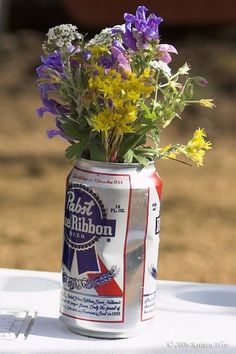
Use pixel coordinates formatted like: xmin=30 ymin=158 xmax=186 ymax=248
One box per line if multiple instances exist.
xmin=86 ymin=25 xmax=126 ymax=48
xmin=150 ymin=60 xmax=171 ymax=77
xmin=178 ymin=62 xmax=191 ymax=75
xmin=86 ymin=28 xmax=113 ymax=47
xmin=112 ymin=24 xmax=125 ymax=33
xmin=43 ymin=24 xmax=83 ymax=52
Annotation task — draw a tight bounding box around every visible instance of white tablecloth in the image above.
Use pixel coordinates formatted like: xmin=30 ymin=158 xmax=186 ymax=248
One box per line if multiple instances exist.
xmin=0 ymin=268 xmax=235 ymax=353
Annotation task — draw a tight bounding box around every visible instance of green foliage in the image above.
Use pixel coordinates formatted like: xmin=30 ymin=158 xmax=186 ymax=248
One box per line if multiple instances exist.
xmin=62 ymin=121 xmax=88 ymax=140
xmin=65 ymin=141 xmax=88 ymax=160
xmin=89 ymin=136 xmax=106 ymax=162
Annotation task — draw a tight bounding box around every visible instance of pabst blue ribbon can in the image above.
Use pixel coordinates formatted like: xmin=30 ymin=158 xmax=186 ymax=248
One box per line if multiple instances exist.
xmin=59 ymin=159 xmax=162 ymax=338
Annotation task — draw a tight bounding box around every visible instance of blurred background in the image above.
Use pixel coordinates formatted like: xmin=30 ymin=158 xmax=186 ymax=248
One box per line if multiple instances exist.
xmin=0 ymin=0 xmax=235 ymax=283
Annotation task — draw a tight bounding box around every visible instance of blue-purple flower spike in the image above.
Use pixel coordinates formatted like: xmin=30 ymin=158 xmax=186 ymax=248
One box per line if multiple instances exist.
xmin=47 ymin=129 xmax=62 ymax=139
xmin=36 ymin=94 xmax=69 ymax=118
xmin=120 ymin=6 xmax=163 ymax=50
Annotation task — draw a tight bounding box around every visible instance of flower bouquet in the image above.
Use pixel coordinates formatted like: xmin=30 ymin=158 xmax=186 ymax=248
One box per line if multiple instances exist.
xmin=36 ymin=6 xmax=213 ymax=166
xmin=36 ymin=6 xmax=213 ymax=338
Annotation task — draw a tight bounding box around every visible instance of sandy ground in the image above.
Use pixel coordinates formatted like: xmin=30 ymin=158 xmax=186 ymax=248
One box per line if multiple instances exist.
xmin=0 ymin=28 xmax=235 ymax=284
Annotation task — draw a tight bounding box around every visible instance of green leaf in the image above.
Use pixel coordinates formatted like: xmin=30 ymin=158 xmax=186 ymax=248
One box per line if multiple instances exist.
xmin=182 ymin=79 xmax=194 ymax=100
xmin=123 ymin=150 xmax=134 ymax=164
xmin=149 ymin=127 xmax=160 ymax=146
xmin=139 ymin=102 xmax=156 ymax=120
xmin=163 ymin=114 xmax=177 ymax=128
xmin=119 ymin=124 xmax=155 ymax=156
xmin=133 ymin=153 xmax=149 ymax=166
xmin=65 ymin=141 xmax=88 ymax=160
xmin=134 ymin=147 xmax=156 ymax=157
xmin=62 ymin=121 xmax=88 ymax=140
xmin=89 ymin=139 xmax=105 ymax=162
xmin=119 ymin=134 xmax=143 ymax=156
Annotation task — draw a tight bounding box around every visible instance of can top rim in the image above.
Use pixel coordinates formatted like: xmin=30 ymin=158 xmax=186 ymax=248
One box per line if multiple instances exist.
xmin=77 ymin=158 xmax=155 ymax=169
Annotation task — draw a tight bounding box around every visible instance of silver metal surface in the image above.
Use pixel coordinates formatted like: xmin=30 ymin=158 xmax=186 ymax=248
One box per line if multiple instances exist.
xmin=60 ymin=159 xmax=162 ymax=338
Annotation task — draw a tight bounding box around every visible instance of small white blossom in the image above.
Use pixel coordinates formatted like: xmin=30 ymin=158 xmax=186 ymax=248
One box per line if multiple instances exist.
xmin=178 ymin=62 xmax=191 ymax=75
xmin=150 ymin=60 xmax=171 ymax=77
xmin=86 ymin=25 xmax=126 ymax=48
xmin=43 ymin=24 xmax=83 ymax=52
xmin=112 ymin=24 xmax=125 ymax=32
xmin=86 ymin=27 xmax=115 ymax=47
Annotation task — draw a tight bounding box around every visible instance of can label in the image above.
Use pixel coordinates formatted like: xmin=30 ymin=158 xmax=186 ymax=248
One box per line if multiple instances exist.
xmin=60 ymin=163 xmax=162 ymax=327
xmin=61 ymin=169 xmax=131 ymax=322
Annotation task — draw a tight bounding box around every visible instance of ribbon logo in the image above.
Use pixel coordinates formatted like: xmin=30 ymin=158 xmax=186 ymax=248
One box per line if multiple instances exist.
xmin=63 ymin=183 xmax=116 ymax=274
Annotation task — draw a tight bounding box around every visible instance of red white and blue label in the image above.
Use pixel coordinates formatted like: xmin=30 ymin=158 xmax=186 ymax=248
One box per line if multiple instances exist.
xmin=60 ymin=169 xmax=131 ymax=323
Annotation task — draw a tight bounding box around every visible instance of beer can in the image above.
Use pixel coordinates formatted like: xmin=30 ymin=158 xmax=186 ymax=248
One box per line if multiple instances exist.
xmin=59 ymin=159 xmax=162 ymax=338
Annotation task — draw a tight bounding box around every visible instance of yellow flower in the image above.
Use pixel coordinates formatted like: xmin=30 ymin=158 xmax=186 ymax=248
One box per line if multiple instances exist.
xmin=182 ymin=128 xmax=212 ymax=166
xmin=143 ymin=67 xmax=151 ymax=78
xmin=91 ymin=110 xmax=112 ymax=132
xmin=199 ymin=99 xmax=215 ymax=109
xmin=157 ymin=129 xmax=212 ymax=166
xmin=91 ymin=104 xmax=138 ymax=134
xmin=89 ymin=65 xmax=155 ymax=145
xmin=89 ymin=46 xmax=108 ymax=61
xmin=88 ymin=66 xmax=154 ymax=109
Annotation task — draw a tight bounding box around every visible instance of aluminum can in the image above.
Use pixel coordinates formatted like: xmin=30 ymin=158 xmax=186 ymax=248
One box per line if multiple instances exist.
xmin=59 ymin=159 xmax=162 ymax=338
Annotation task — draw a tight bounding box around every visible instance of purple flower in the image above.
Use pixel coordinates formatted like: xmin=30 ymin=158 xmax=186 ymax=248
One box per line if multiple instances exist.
xmin=119 ymin=22 xmax=137 ymax=51
xmin=47 ymin=117 xmax=66 ymax=139
xmin=36 ymin=51 xmax=64 ymax=93
xmin=40 ymin=51 xmax=63 ymax=74
xmin=47 ymin=129 xmax=62 ymax=139
xmin=199 ymin=78 xmax=208 ymax=86
xmin=112 ymin=39 xmax=125 ymax=52
xmin=157 ymin=44 xmax=178 ymax=64
xmin=193 ymin=76 xmax=208 ymax=86
xmin=36 ymin=64 xmax=48 ymax=79
xmin=117 ymin=6 xmax=163 ymax=51
xmin=99 ymin=55 xmax=114 ymax=69
xmin=70 ymin=46 xmax=85 ymax=67
xmin=111 ymin=40 xmax=131 ymax=72
xmin=97 ymin=40 xmax=131 ymax=72
xmin=36 ymin=93 xmax=69 ymax=118
xmin=37 ymin=82 xmax=58 ymax=92
xmin=81 ymin=50 xmax=91 ymax=61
